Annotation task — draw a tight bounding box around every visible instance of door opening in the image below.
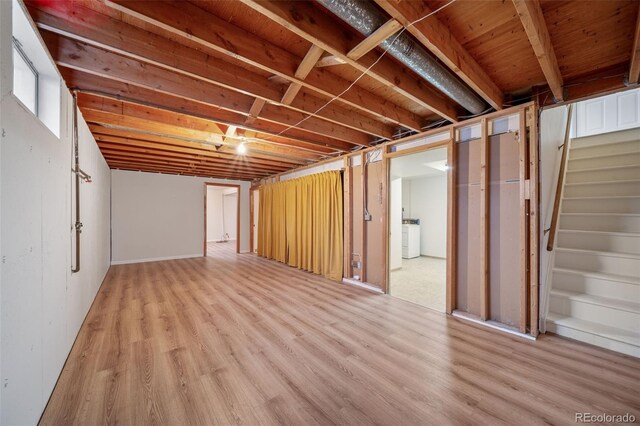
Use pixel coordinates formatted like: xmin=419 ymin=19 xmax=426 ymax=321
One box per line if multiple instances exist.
xmin=204 ymin=183 xmax=241 ymax=257
xmin=388 ymin=147 xmax=449 ymax=312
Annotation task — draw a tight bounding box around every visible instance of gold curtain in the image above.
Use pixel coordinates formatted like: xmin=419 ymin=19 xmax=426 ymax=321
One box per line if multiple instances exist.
xmin=257 ymin=171 xmax=343 ymax=281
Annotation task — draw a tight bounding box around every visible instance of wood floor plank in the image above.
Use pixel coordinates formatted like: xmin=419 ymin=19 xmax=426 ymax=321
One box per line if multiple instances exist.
xmin=40 ymin=243 xmax=640 ymax=425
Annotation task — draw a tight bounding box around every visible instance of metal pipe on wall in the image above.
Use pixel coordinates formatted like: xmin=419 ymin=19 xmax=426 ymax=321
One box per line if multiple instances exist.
xmin=71 ymin=91 xmax=91 ymax=273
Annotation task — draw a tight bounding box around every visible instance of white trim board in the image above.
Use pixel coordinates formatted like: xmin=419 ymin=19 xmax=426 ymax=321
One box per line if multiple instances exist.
xmin=452 ymin=310 xmax=537 ymax=341
xmin=111 ymin=254 xmax=203 ymax=265
xmin=342 ymin=278 xmax=384 ymax=294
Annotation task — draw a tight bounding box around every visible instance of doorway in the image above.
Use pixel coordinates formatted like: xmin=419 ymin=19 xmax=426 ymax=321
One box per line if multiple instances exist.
xmin=204 ymin=183 xmax=240 ymax=257
xmin=388 ymin=146 xmax=449 ymax=312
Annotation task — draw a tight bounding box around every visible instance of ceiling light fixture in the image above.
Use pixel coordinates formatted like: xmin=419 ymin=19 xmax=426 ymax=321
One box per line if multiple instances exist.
xmin=236 ymin=142 xmax=247 ymax=155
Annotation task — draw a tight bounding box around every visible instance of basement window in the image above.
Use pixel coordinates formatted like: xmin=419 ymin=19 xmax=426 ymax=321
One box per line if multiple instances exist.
xmin=12 ymin=38 xmax=38 ymax=115
xmin=11 ymin=0 xmax=61 ymax=137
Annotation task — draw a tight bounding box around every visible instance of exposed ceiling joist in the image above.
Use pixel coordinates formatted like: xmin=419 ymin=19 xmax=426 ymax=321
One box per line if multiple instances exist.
xmin=238 ymin=0 xmax=459 ymax=122
xmin=346 ymin=18 xmax=402 ymax=61
xmin=373 ymin=0 xmax=503 ymax=111
xmin=90 ymin=128 xmax=300 ymax=169
xmin=102 ymin=0 xmax=425 ymax=131
xmin=76 ymin=93 xmax=324 ymax=162
xmin=97 ymin=142 xmax=286 ymax=175
xmin=39 ymin=30 xmax=379 ymax=145
xmin=63 ymin=69 xmax=344 ymax=153
xmin=512 ymin=0 xmax=564 ymax=102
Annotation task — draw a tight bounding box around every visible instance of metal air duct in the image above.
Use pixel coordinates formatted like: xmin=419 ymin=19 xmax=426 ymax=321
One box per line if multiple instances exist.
xmin=316 ymin=0 xmax=487 ymax=115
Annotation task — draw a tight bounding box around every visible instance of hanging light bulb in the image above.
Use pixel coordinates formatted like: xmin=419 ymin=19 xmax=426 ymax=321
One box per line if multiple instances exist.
xmin=236 ymin=142 xmax=247 ymax=155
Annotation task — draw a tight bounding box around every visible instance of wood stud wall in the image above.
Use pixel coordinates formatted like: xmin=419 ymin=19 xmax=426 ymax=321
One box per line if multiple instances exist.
xmin=258 ymin=103 xmax=540 ymax=336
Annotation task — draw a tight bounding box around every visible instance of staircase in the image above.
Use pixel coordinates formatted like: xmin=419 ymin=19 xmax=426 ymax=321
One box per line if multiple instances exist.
xmin=547 ymin=128 xmax=640 ymax=357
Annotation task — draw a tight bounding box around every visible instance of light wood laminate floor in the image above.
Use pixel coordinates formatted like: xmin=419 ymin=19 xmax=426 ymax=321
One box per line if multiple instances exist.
xmin=40 ymin=243 xmax=640 ymax=425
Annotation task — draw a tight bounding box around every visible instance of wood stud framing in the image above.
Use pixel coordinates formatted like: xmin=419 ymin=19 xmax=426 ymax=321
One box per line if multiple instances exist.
xmin=479 ymin=119 xmax=489 ymax=321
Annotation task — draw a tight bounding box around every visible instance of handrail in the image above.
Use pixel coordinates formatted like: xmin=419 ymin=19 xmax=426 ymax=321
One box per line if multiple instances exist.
xmin=547 ymin=103 xmax=574 ymax=251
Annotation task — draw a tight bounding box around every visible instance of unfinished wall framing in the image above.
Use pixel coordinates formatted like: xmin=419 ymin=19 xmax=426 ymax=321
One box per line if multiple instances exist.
xmin=256 ymin=103 xmax=539 ymax=336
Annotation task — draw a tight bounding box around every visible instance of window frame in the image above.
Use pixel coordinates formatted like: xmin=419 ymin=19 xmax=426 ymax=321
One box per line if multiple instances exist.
xmin=12 ymin=35 xmax=39 ymax=116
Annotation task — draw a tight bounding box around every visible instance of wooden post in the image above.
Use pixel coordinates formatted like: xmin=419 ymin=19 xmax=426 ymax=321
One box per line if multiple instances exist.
xmin=519 ymin=109 xmax=530 ymax=334
xmin=360 ymin=151 xmax=368 ymax=283
xmin=343 ymin=157 xmax=353 ymax=279
xmin=381 ymin=150 xmax=389 ymax=293
xmin=528 ymin=105 xmax=540 ymax=336
xmin=446 ymin=130 xmax=457 ymax=314
xmin=479 ymin=119 xmax=490 ymax=321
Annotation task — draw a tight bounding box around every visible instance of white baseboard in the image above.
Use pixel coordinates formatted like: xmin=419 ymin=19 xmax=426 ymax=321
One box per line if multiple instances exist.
xmin=342 ymin=278 xmax=384 ymax=294
xmin=111 ymin=254 xmax=203 ymax=265
xmin=452 ymin=310 xmax=536 ymax=341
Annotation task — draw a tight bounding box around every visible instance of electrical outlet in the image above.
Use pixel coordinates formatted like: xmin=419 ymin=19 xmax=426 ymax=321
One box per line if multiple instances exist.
xmin=364 ymin=212 xmax=372 ymax=221
xmin=351 ymin=260 xmax=361 ymax=269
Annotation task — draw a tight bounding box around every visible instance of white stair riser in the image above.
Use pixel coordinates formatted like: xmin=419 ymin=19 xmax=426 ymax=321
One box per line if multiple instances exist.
xmin=564 ymin=181 xmax=640 ymax=197
xmin=552 ymin=270 xmax=640 ymax=303
xmin=562 ymin=197 xmax=640 ymax=214
xmin=568 ymin=153 xmax=640 ymax=170
xmin=559 ymin=214 xmax=640 ymax=232
xmin=555 ymin=250 xmax=640 ymax=276
xmin=570 ymin=140 xmax=640 ymax=158
xmin=557 ymin=232 xmax=640 ymax=255
xmin=546 ymin=321 xmax=640 ymax=358
xmin=565 ymin=166 xmax=640 ymax=184
xmin=549 ymin=293 xmax=640 ymax=331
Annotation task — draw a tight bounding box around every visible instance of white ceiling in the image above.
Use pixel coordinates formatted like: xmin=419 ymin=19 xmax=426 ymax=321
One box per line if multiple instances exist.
xmin=389 ymin=147 xmax=448 ymax=180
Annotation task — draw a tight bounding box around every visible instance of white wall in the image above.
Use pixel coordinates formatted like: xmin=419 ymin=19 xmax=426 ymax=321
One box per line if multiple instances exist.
xmin=408 ymin=174 xmax=447 ymax=258
xmin=223 ymin=192 xmax=238 ymax=240
xmin=574 ymin=88 xmax=640 ymax=137
xmin=111 ymin=171 xmax=250 ymax=264
xmin=389 ymin=178 xmax=402 ymax=270
xmin=1 ymin=1 xmax=111 ymax=423
xmin=206 ymin=186 xmax=238 ymax=242
xmin=401 ymin=179 xmax=412 ymax=219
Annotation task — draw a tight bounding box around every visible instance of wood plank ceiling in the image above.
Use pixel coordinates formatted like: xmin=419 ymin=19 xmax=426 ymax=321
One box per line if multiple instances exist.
xmin=24 ymin=0 xmax=640 ymax=181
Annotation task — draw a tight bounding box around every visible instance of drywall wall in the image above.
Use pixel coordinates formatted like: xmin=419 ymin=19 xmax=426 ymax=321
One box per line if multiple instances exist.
xmin=206 ymin=186 xmax=238 ymax=242
xmin=223 ymin=191 xmax=238 ymax=240
xmin=1 ymin=2 xmax=111 ymax=423
xmin=401 ymin=179 xmax=412 ymax=219
xmin=389 ymin=178 xmax=402 ymax=270
xmin=408 ymin=174 xmax=447 ymax=258
xmin=111 ymin=171 xmax=250 ymax=264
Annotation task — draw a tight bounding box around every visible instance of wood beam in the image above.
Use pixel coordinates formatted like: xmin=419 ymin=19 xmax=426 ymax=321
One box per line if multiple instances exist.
xmin=91 ymin=130 xmax=296 ymax=170
xmin=101 ymin=152 xmax=268 ymax=178
xmin=281 ymin=45 xmax=325 ymax=105
xmin=81 ymin=108 xmax=311 ymax=165
xmin=373 ymin=0 xmax=504 ymax=111
xmin=629 ymin=3 xmax=640 ymax=85
xmin=63 ymin=69 xmax=343 ymax=153
xmin=346 ymin=19 xmax=402 ymax=61
xmin=513 ymin=0 xmax=564 ymax=102
xmin=100 ymin=0 xmax=425 ymax=131
xmin=107 ymin=162 xmax=257 ymax=181
xmin=41 ymin=32 xmax=374 ymax=147
xmin=316 ymin=55 xmax=346 ymax=68
xmin=97 ymin=142 xmax=286 ymax=174
xmin=238 ymin=0 xmax=460 ymax=122
xmin=29 ymin=3 xmax=392 ymax=140
xmin=295 ymin=45 xmax=325 ymax=80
